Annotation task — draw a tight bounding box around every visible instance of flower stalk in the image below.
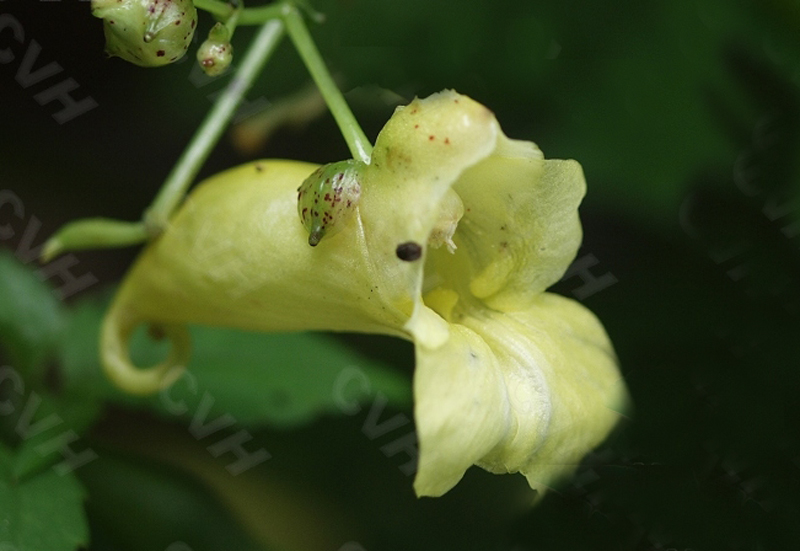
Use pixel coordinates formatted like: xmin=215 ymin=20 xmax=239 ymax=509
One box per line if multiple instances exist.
xmin=282 ymin=4 xmax=372 ymax=163
xmin=145 ymin=17 xmax=285 ymax=231
xmin=44 ymin=2 xmax=372 ymax=259
xmin=193 ymin=0 xmax=297 ymax=25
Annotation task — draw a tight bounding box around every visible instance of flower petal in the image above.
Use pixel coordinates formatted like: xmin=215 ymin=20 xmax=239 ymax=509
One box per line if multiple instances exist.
xmin=359 ymin=90 xmax=501 ymax=344
xmin=413 ymin=292 xmax=628 ymax=497
xmin=452 ymin=137 xmax=586 ymax=311
xmin=114 ymin=160 xmax=408 ymax=336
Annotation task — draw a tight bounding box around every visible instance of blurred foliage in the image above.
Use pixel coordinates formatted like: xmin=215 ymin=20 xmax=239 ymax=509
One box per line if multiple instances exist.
xmin=80 ymin=451 xmax=266 ymax=551
xmin=1 ymin=0 xmax=800 ymax=550
xmin=0 ymin=252 xmax=411 ymax=550
xmin=0 ymin=443 xmax=88 ymax=551
xmin=0 ymin=252 xmax=64 ymax=376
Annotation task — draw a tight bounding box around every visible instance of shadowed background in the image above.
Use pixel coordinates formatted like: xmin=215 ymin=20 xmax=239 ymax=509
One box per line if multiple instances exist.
xmin=1 ymin=0 xmax=799 ymax=550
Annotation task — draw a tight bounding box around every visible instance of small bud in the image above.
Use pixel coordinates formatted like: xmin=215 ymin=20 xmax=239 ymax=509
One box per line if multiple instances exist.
xmin=197 ymin=23 xmax=234 ymax=77
xmin=91 ymin=0 xmax=198 ymax=67
xmin=297 ymin=160 xmax=364 ymax=246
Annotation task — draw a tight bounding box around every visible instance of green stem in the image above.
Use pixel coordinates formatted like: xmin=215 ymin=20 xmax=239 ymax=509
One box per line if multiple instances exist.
xmin=41 ymin=219 xmax=149 ymax=263
xmin=239 ymin=4 xmax=288 ymax=25
xmin=192 ymin=1 xmax=371 ymax=162
xmin=225 ymin=4 xmax=242 ymax=38
xmin=282 ymin=4 xmax=372 ymax=163
xmin=144 ymin=18 xmax=285 ymax=231
xmin=192 ymin=0 xmax=235 ymax=19
xmin=194 ymin=0 xmax=285 ymax=25
xmin=45 ymin=2 xmax=371 ymax=261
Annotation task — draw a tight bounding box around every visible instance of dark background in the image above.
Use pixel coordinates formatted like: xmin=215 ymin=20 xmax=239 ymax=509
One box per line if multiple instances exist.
xmin=1 ymin=0 xmax=799 ymax=550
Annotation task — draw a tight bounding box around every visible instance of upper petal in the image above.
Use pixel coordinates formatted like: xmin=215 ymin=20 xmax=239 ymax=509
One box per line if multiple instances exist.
xmin=359 ymin=90 xmax=501 ymax=343
xmin=450 ymin=138 xmax=586 ymax=311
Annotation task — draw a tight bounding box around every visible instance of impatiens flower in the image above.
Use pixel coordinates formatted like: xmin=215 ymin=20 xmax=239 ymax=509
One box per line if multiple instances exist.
xmin=101 ymin=90 xmax=629 ymax=497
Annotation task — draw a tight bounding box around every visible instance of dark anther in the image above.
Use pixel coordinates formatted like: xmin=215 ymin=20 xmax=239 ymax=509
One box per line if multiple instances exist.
xmin=396 ymin=241 xmax=423 ymax=261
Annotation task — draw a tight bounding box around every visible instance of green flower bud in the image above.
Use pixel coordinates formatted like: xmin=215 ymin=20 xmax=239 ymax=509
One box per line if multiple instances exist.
xmin=297 ymin=159 xmax=364 ymax=246
xmin=196 ymin=22 xmax=234 ymax=77
xmin=91 ymin=0 xmax=198 ymax=67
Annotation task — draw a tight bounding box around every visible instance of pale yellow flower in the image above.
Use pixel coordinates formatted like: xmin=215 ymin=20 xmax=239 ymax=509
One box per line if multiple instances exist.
xmin=102 ymin=90 xmax=629 ymax=497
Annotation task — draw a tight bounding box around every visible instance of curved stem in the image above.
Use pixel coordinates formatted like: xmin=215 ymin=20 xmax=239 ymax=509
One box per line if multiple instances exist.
xmin=239 ymin=4 xmax=287 ymax=25
xmin=144 ymin=19 xmax=285 ymax=231
xmin=195 ymin=1 xmax=373 ymax=161
xmin=225 ymin=3 xmax=243 ymax=38
xmin=194 ymin=0 xmax=297 ymax=26
xmin=193 ymin=0 xmax=235 ymax=19
xmin=41 ymin=218 xmax=148 ymax=263
xmin=282 ymin=4 xmax=372 ymax=163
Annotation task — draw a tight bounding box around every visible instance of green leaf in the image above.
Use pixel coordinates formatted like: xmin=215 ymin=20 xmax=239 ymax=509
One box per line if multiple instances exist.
xmin=165 ymin=327 xmax=412 ymax=427
xmin=9 ymin=391 xmax=101 ymax=481
xmin=58 ymin=291 xmax=121 ymax=401
xmin=0 ymin=443 xmax=88 ymax=551
xmin=0 ymin=251 xmax=64 ymax=374
xmin=60 ymin=291 xmax=412 ymax=428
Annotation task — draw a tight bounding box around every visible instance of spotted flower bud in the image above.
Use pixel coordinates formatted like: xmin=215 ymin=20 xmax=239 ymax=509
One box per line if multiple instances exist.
xmin=297 ymin=159 xmax=364 ymax=246
xmin=197 ymin=22 xmax=233 ymax=77
xmin=91 ymin=0 xmax=198 ymax=67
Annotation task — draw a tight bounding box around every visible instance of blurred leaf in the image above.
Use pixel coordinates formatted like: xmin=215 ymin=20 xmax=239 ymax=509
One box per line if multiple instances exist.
xmin=0 ymin=442 xmax=88 ymax=551
xmin=0 ymin=251 xmax=64 ymax=374
xmin=78 ymin=450 xmax=266 ymax=551
xmin=9 ymin=391 xmax=102 ymax=481
xmin=86 ymin=407 xmax=533 ymax=551
xmin=58 ymin=291 xmax=122 ymax=402
xmin=60 ymin=291 xmax=412 ymax=428
xmin=167 ymin=328 xmax=412 ymax=427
